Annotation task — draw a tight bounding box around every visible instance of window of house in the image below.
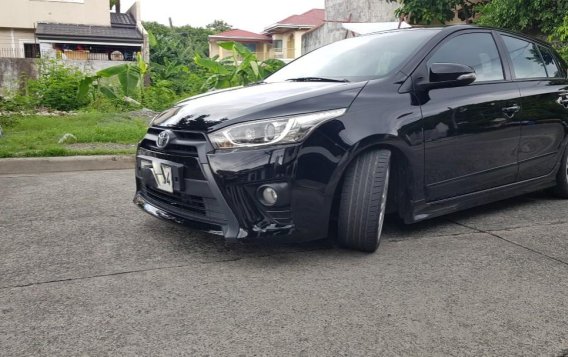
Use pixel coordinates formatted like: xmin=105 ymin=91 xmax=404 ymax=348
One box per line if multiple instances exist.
xmin=428 ymin=33 xmax=504 ymax=82
xmin=24 ymin=44 xmax=40 ymax=58
xmin=501 ymin=35 xmax=547 ymax=79
xmin=243 ymin=43 xmax=257 ymax=53
xmin=273 ymin=40 xmax=283 ymax=52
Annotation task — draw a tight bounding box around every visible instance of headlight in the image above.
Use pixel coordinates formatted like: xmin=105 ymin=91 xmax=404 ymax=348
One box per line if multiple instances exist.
xmin=208 ymin=108 xmax=347 ymax=149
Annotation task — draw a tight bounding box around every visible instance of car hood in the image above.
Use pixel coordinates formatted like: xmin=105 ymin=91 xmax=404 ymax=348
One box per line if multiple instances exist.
xmin=152 ymin=81 xmax=367 ymax=132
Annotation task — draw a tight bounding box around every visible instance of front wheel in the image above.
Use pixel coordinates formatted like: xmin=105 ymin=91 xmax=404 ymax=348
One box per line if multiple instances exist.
xmin=552 ymin=145 xmax=568 ymax=198
xmin=337 ymin=149 xmax=391 ymax=252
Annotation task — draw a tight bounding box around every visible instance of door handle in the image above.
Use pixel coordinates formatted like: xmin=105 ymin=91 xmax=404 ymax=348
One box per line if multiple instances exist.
xmin=557 ymin=96 xmax=568 ymax=108
xmin=502 ymin=104 xmax=520 ymax=118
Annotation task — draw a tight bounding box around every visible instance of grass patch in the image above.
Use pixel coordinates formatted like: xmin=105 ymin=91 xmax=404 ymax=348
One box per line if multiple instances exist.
xmin=0 ymin=112 xmax=148 ymax=158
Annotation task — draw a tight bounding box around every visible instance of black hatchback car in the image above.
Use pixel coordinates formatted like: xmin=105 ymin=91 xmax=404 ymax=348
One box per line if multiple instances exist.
xmin=134 ymin=25 xmax=568 ymax=252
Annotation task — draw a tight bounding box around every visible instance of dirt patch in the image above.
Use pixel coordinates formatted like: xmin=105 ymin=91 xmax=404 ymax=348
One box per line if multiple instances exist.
xmin=127 ymin=109 xmax=158 ymax=123
xmin=65 ymin=143 xmax=137 ymax=151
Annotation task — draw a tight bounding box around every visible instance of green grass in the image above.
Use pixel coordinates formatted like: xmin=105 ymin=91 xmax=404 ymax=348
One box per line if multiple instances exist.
xmin=0 ymin=112 xmax=148 ymax=158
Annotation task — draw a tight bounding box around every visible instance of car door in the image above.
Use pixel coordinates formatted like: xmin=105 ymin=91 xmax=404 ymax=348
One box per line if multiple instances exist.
xmin=415 ymin=30 xmax=522 ymax=201
xmin=498 ymin=33 xmax=568 ymax=180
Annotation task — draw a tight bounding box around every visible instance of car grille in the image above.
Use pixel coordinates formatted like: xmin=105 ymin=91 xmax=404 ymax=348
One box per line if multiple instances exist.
xmin=139 ymin=127 xmax=206 ymax=157
xmin=137 ymin=127 xmax=227 ymax=223
xmin=144 ymin=186 xmax=206 ymax=216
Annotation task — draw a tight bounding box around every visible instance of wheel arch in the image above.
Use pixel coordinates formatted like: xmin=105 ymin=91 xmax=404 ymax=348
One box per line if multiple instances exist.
xmin=327 ymin=137 xmax=419 ymax=236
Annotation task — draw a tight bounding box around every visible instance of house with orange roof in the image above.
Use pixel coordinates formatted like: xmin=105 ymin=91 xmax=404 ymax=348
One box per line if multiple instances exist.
xmin=208 ymin=8 xmax=324 ymax=62
xmin=263 ymin=8 xmax=325 ymax=60
xmin=208 ymin=29 xmax=272 ymax=61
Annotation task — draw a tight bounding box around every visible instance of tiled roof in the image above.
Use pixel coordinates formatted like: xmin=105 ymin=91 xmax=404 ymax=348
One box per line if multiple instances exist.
xmin=276 ymin=8 xmax=325 ymax=27
xmin=110 ymin=13 xmax=136 ymax=28
xmin=36 ymin=23 xmax=143 ymax=43
xmin=209 ymin=29 xmax=271 ymax=41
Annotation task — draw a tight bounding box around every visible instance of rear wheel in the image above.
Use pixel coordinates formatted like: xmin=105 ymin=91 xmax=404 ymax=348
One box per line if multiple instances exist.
xmin=337 ymin=149 xmax=391 ymax=252
xmin=552 ymin=145 xmax=568 ymax=198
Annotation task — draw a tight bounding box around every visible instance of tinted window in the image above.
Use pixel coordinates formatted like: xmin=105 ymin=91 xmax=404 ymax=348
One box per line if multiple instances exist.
xmin=266 ymin=29 xmax=440 ymax=83
xmin=538 ymin=45 xmax=561 ymax=78
xmin=428 ymin=33 xmax=504 ymax=82
xmin=502 ymin=35 xmax=547 ymax=79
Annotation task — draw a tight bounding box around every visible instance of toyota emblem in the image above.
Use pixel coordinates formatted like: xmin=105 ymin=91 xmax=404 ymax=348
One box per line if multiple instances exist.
xmin=156 ymin=130 xmax=172 ymax=149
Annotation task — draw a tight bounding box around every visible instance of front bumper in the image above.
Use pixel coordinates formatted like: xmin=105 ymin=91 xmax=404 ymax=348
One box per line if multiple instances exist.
xmin=134 ymin=192 xmax=226 ymax=236
xmin=134 ymin=127 xmax=309 ymax=240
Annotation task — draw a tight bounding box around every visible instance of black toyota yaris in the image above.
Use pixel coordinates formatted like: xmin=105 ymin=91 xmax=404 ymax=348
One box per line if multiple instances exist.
xmin=134 ymin=25 xmax=568 ymax=252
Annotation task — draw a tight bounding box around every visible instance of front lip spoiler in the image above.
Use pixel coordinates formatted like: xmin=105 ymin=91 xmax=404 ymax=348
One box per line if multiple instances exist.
xmin=134 ymin=192 xmax=232 ymax=238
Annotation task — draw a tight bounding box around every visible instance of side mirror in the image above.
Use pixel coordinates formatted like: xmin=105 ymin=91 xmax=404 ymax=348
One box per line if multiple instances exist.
xmin=418 ymin=63 xmax=476 ymax=90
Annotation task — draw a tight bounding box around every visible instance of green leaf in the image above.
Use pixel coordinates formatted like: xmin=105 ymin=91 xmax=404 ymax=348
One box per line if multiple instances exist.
xmin=218 ymin=42 xmax=236 ymax=51
xmin=233 ymin=42 xmax=254 ymax=60
xmin=117 ymin=65 xmax=140 ymax=97
xmin=77 ymin=77 xmax=95 ymax=100
xmin=148 ymin=30 xmax=158 ymax=47
xmin=99 ymin=85 xmax=119 ymax=99
xmin=96 ymin=64 xmax=129 ymax=78
xmin=136 ymin=52 xmax=148 ymax=76
xmin=250 ymin=61 xmax=260 ymax=79
xmin=194 ymin=54 xmax=230 ymax=75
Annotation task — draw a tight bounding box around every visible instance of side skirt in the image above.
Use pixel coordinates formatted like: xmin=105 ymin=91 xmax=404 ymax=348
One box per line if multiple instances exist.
xmin=406 ymin=173 xmax=557 ymax=224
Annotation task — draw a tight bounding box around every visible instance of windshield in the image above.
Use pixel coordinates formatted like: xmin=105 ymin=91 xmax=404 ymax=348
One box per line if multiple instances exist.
xmin=266 ymin=29 xmax=440 ymax=83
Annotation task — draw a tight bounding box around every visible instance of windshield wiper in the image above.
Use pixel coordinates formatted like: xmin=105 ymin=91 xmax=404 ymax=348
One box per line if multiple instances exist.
xmin=287 ymin=77 xmax=349 ymax=83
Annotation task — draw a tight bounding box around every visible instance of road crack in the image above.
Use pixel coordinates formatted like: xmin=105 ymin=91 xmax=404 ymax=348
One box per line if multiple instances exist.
xmin=0 ymin=247 xmax=330 ymax=290
xmin=0 ymin=263 xmax=196 ymax=290
xmin=447 ymin=219 xmax=568 ymax=267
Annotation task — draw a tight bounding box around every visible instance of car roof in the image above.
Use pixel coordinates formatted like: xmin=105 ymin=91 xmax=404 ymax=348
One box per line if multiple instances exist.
xmin=360 ymin=24 xmax=558 ymax=80
xmin=365 ymin=24 xmax=551 ymax=47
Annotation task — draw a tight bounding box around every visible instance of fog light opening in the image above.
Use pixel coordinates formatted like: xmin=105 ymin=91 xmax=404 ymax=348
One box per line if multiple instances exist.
xmin=259 ymin=186 xmax=278 ymax=206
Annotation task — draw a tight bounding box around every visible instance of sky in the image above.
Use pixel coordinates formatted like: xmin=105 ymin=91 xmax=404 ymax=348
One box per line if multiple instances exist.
xmin=121 ymin=0 xmax=326 ymax=33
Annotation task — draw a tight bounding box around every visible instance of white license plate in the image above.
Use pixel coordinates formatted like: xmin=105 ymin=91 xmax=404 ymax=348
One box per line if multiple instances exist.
xmin=142 ymin=160 xmax=174 ymax=193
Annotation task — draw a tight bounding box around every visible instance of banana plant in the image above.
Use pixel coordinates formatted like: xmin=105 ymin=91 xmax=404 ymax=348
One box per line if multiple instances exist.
xmin=194 ymin=41 xmax=285 ymax=90
xmin=78 ymin=53 xmax=148 ymax=103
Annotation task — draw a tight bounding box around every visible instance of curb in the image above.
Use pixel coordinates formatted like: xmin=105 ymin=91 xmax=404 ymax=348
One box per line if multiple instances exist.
xmin=0 ymin=155 xmax=135 ymax=175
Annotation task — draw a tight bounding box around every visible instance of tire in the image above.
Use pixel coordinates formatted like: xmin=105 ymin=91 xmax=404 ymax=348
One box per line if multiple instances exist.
xmin=553 ymin=145 xmax=568 ymax=198
xmin=337 ymin=149 xmax=391 ymax=252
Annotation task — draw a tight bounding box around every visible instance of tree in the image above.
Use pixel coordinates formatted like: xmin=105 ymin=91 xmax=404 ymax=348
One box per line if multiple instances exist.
xmin=548 ymin=15 xmax=568 ymax=63
xmin=206 ymin=20 xmax=232 ymax=34
xmin=388 ymin=0 xmax=484 ymax=25
xmin=143 ymin=22 xmax=215 ymax=95
xmin=389 ymin=0 xmax=568 ymax=37
xmin=144 ymin=21 xmax=213 ymax=65
xmin=109 ymin=0 xmax=120 ymax=13
xmin=476 ymin=0 xmax=568 ymax=35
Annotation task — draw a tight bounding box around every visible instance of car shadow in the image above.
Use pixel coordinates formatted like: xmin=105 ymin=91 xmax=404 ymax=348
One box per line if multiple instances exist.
xmin=144 ymin=190 xmax=558 ymax=260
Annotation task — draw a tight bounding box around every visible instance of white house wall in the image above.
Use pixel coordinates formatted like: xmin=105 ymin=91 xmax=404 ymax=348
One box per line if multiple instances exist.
xmin=302 ymin=0 xmax=399 ymax=54
xmin=0 ymin=28 xmax=36 ymax=57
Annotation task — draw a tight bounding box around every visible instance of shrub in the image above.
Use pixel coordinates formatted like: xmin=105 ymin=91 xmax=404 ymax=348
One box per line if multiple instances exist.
xmin=143 ymin=86 xmax=178 ymax=111
xmin=0 ymin=114 xmax=21 ymax=128
xmin=0 ymin=93 xmax=36 ymax=113
xmin=29 ymin=60 xmax=89 ymax=111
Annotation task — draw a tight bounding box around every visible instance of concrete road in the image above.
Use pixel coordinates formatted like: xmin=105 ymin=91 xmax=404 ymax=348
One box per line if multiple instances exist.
xmin=1 ymin=169 xmax=567 ymax=356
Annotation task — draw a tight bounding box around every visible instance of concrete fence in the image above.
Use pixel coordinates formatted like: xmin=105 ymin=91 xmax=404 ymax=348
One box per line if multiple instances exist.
xmin=0 ymin=57 xmax=132 ymax=96
xmin=0 ymin=58 xmax=38 ymax=94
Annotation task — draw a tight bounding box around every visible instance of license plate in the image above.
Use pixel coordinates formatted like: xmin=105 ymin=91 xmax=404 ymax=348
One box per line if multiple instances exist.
xmin=142 ymin=159 xmax=174 ymax=193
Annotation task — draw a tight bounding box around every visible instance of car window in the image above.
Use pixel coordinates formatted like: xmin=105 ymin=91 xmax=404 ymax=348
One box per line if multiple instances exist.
xmin=266 ymin=29 xmax=440 ymax=83
xmin=501 ymin=35 xmax=547 ymax=79
xmin=427 ymin=33 xmax=504 ymax=82
xmin=537 ymin=45 xmax=561 ymax=78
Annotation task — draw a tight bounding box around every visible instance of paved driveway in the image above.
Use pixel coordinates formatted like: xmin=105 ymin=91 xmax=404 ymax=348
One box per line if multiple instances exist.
xmin=1 ymin=169 xmax=567 ymax=356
